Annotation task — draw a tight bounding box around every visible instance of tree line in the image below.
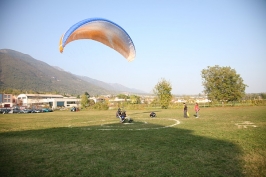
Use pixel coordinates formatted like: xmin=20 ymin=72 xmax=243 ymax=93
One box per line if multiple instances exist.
xmin=1 ymin=65 xmax=265 ymax=109
xmin=153 ymin=65 xmax=265 ymax=109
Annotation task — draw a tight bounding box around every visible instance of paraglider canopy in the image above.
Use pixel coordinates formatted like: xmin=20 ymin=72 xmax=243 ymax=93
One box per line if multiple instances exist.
xmin=59 ymin=18 xmax=136 ymax=61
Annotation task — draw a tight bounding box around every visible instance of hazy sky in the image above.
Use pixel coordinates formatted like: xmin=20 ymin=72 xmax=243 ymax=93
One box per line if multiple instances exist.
xmin=1 ymin=0 xmax=265 ymax=94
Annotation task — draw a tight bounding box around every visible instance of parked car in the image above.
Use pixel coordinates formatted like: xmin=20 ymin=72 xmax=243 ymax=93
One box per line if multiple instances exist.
xmin=0 ymin=108 xmax=11 ymax=114
xmin=42 ymin=108 xmax=53 ymax=112
xmin=22 ymin=109 xmax=32 ymax=113
xmin=12 ymin=108 xmax=23 ymax=114
xmin=32 ymin=109 xmax=42 ymax=113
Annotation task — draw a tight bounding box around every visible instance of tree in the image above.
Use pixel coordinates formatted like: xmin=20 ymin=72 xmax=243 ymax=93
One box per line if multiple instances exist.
xmin=84 ymin=92 xmax=90 ymax=98
xmin=117 ymin=94 xmax=129 ymax=99
xmin=80 ymin=94 xmax=89 ymax=108
xmin=259 ymin=93 xmax=266 ymax=99
xmin=130 ymin=95 xmax=141 ymax=104
xmin=153 ymin=78 xmax=172 ymax=109
xmin=88 ymin=99 xmax=95 ymax=107
xmin=201 ymin=65 xmax=247 ymax=102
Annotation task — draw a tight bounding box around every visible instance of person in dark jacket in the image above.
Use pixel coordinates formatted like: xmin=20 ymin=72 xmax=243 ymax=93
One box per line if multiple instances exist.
xmin=183 ymin=103 xmax=188 ymax=118
xmin=116 ymin=108 xmax=122 ymax=118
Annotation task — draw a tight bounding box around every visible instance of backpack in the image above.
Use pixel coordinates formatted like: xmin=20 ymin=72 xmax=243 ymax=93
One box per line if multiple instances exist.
xmin=150 ymin=112 xmax=156 ymax=117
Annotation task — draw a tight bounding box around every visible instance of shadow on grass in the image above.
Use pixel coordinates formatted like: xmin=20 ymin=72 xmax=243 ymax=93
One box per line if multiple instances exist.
xmin=0 ymin=123 xmax=243 ymax=177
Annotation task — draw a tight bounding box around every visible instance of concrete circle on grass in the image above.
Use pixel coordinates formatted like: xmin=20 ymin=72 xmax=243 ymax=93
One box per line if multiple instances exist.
xmin=75 ymin=118 xmax=180 ymax=131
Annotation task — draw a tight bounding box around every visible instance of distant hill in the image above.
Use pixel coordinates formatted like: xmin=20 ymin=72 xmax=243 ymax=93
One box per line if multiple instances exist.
xmin=75 ymin=75 xmax=145 ymax=94
xmin=0 ymin=49 xmax=146 ymax=95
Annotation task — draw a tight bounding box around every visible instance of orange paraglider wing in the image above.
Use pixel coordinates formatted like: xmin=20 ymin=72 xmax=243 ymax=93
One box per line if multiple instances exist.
xmin=59 ymin=18 xmax=136 ymax=61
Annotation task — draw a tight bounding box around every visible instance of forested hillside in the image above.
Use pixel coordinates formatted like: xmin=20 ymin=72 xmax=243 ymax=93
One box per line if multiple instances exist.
xmin=0 ymin=49 xmax=112 ymax=95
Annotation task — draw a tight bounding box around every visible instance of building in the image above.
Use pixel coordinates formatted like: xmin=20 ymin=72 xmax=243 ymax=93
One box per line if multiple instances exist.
xmin=17 ymin=94 xmax=80 ymax=109
xmin=0 ymin=93 xmax=16 ymax=107
xmin=89 ymin=96 xmax=105 ymax=103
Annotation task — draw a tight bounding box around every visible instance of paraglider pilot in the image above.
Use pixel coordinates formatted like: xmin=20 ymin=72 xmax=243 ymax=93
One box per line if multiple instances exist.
xmin=116 ymin=108 xmax=132 ymax=123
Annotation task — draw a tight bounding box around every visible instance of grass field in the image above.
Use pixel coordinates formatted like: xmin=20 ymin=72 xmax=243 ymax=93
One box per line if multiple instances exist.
xmin=0 ymin=106 xmax=265 ymax=177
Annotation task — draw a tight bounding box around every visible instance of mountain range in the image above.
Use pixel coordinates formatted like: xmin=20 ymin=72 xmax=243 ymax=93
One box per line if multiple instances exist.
xmin=0 ymin=49 xmax=146 ymax=95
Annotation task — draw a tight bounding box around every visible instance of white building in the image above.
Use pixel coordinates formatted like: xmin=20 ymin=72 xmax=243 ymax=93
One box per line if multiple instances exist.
xmin=89 ymin=96 xmax=105 ymax=103
xmin=17 ymin=94 xmax=80 ymax=109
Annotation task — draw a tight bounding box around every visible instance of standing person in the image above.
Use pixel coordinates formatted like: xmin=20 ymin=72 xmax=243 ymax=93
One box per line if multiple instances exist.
xmin=183 ymin=103 xmax=188 ymax=118
xmin=194 ymin=103 xmax=200 ymax=118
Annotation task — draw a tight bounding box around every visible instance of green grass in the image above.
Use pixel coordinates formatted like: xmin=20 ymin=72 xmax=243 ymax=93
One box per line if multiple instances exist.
xmin=0 ymin=106 xmax=265 ymax=177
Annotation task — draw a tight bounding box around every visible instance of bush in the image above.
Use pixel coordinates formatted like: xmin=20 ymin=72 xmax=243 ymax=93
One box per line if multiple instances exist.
xmin=88 ymin=102 xmax=109 ymax=110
